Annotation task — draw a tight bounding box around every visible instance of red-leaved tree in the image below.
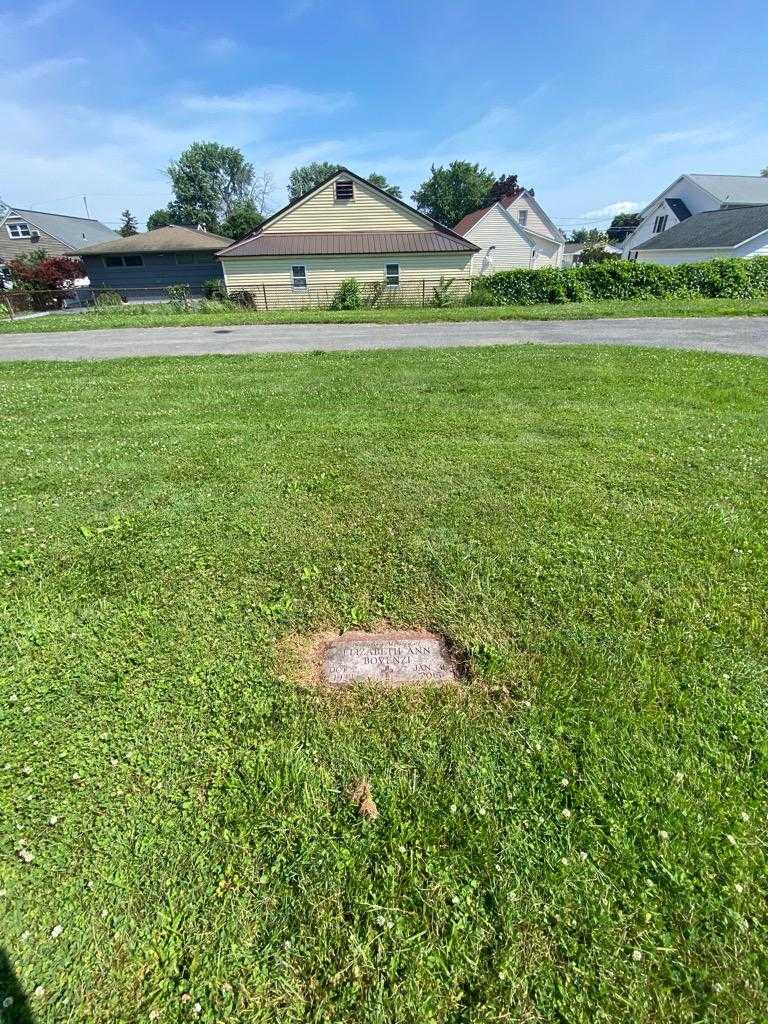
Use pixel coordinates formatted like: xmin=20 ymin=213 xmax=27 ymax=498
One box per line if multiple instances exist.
xmin=7 ymin=251 xmax=85 ymax=310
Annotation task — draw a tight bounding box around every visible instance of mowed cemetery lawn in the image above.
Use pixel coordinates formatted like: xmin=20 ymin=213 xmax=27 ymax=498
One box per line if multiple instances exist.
xmin=0 ymin=344 xmax=766 ymax=1023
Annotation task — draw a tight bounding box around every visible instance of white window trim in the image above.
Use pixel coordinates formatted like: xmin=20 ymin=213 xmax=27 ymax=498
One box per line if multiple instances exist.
xmin=653 ymin=215 xmax=668 ymax=234
xmin=7 ymin=221 xmax=32 ymax=239
xmin=385 ymin=262 xmax=400 ymax=287
xmin=518 ymin=209 xmax=528 ymax=226
xmin=291 ymin=264 xmax=308 ymax=290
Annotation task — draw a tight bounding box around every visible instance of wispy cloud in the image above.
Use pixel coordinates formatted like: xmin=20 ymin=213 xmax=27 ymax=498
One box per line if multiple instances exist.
xmin=25 ymin=0 xmax=75 ymax=27
xmin=201 ymin=35 xmax=238 ymax=59
xmin=580 ymin=200 xmax=640 ymax=220
xmin=283 ymin=0 xmax=323 ymax=23
xmin=178 ymin=86 xmax=352 ymax=117
xmin=3 ymin=56 xmax=85 ymax=85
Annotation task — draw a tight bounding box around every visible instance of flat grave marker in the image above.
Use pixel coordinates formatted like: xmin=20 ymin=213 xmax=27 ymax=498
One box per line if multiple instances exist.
xmin=322 ymin=630 xmax=459 ymax=687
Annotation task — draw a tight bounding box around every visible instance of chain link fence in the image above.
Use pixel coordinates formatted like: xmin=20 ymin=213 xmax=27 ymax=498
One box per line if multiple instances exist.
xmin=1 ymin=277 xmax=476 ymax=319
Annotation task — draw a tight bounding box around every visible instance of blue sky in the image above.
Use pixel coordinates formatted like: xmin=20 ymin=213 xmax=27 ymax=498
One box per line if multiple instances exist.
xmin=2 ymin=0 xmax=767 ymax=232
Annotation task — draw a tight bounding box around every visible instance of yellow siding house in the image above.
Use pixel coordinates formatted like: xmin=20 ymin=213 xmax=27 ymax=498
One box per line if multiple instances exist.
xmin=217 ymin=168 xmax=478 ymax=306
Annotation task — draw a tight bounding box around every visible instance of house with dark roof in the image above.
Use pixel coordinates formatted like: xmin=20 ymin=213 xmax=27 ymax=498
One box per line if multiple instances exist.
xmin=631 ymin=204 xmax=768 ymax=265
xmin=453 ymin=190 xmax=565 ymax=272
xmin=217 ymin=168 xmax=479 ymax=303
xmin=622 ymin=174 xmax=768 ymax=259
xmin=0 ymin=204 xmax=117 ymax=273
xmin=75 ymin=225 xmax=233 ymax=298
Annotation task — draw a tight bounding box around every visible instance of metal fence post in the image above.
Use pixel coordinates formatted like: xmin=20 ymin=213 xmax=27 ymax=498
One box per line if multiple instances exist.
xmin=262 ymin=284 xmax=269 ymax=310
xmin=422 ymin=280 xmax=426 ymax=306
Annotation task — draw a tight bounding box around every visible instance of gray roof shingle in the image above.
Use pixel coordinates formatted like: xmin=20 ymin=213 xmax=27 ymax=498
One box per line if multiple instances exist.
xmin=76 ymin=225 xmax=232 ymax=255
xmin=9 ymin=208 xmax=117 ymax=249
xmin=634 ymin=204 xmax=768 ymax=251
xmin=687 ymin=174 xmax=768 ymax=206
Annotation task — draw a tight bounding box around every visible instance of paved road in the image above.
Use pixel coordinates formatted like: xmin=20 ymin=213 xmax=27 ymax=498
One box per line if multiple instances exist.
xmin=1 ymin=316 xmax=767 ymax=362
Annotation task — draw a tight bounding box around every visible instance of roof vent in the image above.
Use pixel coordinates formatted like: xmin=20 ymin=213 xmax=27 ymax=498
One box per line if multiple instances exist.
xmin=335 ymin=179 xmax=354 ymax=201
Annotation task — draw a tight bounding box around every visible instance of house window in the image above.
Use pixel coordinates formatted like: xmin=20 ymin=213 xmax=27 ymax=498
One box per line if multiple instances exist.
xmin=292 ymin=264 xmax=307 ymax=289
xmin=175 ymin=252 xmax=195 ymax=265
xmin=518 ymin=209 xmax=528 ymax=226
xmin=335 ymin=179 xmax=354 ymax=201
xmin=104 ymin=255 xmax=144 ymax=268
xmin=7 ymin=221 xmax=31 ymax=239
xmin=385 ymin=263 xmax=400 ymax=287
xmin=653 ymin=215 xmax=668 ymax=234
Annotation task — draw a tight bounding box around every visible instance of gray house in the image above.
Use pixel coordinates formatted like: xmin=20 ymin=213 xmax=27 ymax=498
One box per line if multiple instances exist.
xmin=0 ymin=204 xmax=117 ymax=275
xmin=75 ymin=225 xmax=233 ymax=299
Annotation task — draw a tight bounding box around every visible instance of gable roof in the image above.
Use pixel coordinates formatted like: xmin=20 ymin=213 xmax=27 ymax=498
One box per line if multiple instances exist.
xmin=454 ymin=190 xmax=565 ymax=245
xmin=453 ymin=206 xmax=494 ymax=236
xmin=218 ymin=230 xmax=476 ymax=258
xmin=686 ymin=174 xmax=768 ymax=206
xmin=2 ymin=207 xmax=117 ymax=249
xmin=75 ymin=225 xmax=232 ymax=256
xmin=633 ymin=204 xmax=768 ymax=251
xmin=219 ymin=167 xmax=476 ymax=257
xmin=453 ymin=201 xmax=534 ymax=250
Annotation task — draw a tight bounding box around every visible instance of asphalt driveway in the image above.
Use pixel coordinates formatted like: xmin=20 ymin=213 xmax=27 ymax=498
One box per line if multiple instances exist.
xmin=1 ymin=316 xmax=768 ymax=361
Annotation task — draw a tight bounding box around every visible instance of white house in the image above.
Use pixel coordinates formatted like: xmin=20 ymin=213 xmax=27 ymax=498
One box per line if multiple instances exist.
xmin=622 ymin=174 xmax=768 ymax=259
xmin=562 ymin=241 xmax=622 ymax=266
xmin=454 ymin=190 xmax=565 ymax=272
xmin=632 ymin=204 xmax=768 ymax=265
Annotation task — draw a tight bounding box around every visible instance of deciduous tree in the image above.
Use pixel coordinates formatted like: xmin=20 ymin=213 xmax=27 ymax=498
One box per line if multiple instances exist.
xmin=411 ymin=161 xmax=496 ymax=227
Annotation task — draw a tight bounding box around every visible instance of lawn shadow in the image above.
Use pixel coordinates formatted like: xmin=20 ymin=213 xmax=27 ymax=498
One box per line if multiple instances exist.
xmin=0 ymin=949 xmax=35 ymax=1024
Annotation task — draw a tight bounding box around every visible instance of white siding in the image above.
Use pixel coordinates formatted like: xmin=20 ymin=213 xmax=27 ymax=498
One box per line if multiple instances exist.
xmin=463 ymin=206 xmax=533 ymax=273
xmin=634 ymin=247 xmax=730 ymax=265
xmin=262 ymin=174 xmax=429 ymax=234
xmin=506 ymin=196 xmax=553 ymax=242
xmin=529 ymin=236 xmax=563 ymax=268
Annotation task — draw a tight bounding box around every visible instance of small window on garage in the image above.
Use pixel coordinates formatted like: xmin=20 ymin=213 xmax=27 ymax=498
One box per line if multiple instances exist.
xmin=653 ymin=215 xmax=668 ymax=234
xmin=175 ymin=252 xmax=195 ymax=265
xmin=7 ymin=221 xmax=32 ymax=239
xmin=518 ymin=209 xmax=528 ymax=226
xmin=386 ymin=263 xmax=400 ymax=286
xmin=292 ymin=264 xmax=307 ymax=289
xmin=335 ymin=179 xmax=354 ymax=201
xmin=104 ymin=255 xmax=144 ymax=268
xmin=195 ymin=252 xmax=213 ymax=264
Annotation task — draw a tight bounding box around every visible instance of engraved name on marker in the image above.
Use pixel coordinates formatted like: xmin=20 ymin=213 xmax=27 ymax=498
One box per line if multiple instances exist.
xmin=323 ymin=630 xmax=458 ymax=687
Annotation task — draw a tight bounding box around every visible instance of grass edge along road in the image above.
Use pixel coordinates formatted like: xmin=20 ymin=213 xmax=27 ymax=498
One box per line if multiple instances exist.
xmin=1 ymin=343 xmax=766 ymax=1023
xmin=1 ymin=295 xmax=768 ymax=334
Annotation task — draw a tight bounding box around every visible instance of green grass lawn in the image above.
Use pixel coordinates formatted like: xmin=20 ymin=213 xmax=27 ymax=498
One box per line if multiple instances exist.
xmin=2 ymin=295 xmax=768 ymax=333
xmin=1 ymin=344 xmax=766 ymax=1023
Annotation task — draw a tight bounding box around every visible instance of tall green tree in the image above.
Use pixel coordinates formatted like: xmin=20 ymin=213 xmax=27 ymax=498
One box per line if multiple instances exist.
xmin=118 ymin=209 xmax=138 ymax=236
xmin=568 ymin=227 xmax=608 ymax=244
xmin=287 ymin=162 xmax=343 ymax=202
xmin=761 ymin=166 xmax=768 ymax=177
xmin=163 ymin=141 xmax=257 ymax=230
xmin=221 ymin=198 xmax=264 ymax=240
xmin=146 ymin=208 xmax=172 ymax=231
xmin=367 ymin=172 xmax=402 ymax=199
xmin=411 ymin=161 xmax=496 ymax=227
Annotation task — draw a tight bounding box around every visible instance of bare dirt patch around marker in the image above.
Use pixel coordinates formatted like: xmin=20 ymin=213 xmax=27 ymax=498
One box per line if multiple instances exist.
xmin=285 ymin=628 xmax=464 ymax=690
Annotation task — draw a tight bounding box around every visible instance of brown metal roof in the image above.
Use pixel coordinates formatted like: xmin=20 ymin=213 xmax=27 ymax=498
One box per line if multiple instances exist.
xmin=217 ymin=230 xmax=478 ymax=258
xmin=75 ymin=224 xmax=232 ymax=256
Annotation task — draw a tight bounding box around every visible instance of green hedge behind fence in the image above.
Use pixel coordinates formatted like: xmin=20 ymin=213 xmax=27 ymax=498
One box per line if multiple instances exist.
xmin=480 ymin=256 xmax=768 ymax=305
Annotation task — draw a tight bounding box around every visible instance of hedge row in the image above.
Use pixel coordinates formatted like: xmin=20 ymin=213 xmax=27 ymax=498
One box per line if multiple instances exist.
xmin=479 ymin=256 xmax=768 ymax=305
